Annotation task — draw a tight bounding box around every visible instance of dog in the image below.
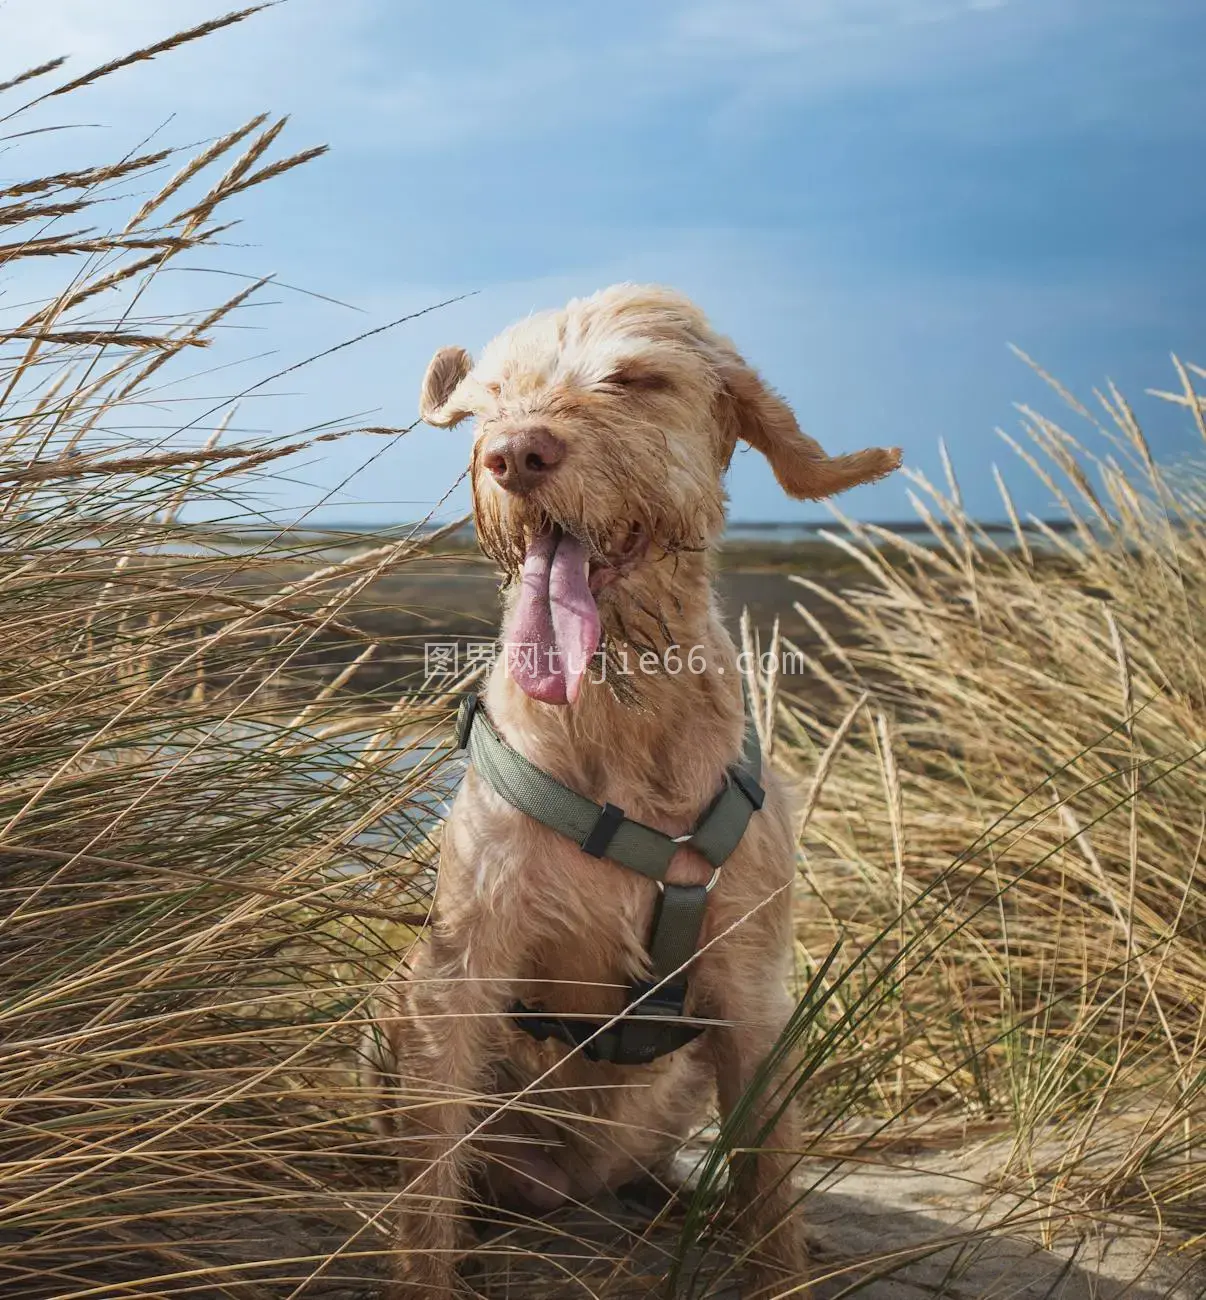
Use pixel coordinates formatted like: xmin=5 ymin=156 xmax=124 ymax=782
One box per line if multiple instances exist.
xmin=367 ymin=284 xmax=900 ymax=1297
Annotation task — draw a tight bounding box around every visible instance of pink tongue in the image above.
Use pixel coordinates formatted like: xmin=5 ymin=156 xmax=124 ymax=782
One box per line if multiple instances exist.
xmin=506 ymin=529 xmax=601 ymax=705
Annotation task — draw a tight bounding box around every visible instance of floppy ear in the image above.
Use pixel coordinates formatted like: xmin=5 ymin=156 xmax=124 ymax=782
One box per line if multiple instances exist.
xmin=716 ymin=344 xmax=901 ymax=500
xmin=419 ymin=346 xmax=474 ymax=428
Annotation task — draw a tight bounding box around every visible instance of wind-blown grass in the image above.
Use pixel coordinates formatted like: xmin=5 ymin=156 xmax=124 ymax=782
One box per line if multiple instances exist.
xmin=0 ymin=18 xmax=460 ymax=1296
xmin=733 ymin=362 xmax=1206 ymax=1294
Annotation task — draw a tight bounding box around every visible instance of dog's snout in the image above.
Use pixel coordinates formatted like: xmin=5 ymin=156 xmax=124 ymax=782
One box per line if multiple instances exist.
xmin=482 ymin=426 xmax=565 ymax=493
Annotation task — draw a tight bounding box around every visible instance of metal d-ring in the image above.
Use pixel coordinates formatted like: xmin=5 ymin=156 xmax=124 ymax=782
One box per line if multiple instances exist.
xmin=656 ymin=866 xmax=722 ymax=894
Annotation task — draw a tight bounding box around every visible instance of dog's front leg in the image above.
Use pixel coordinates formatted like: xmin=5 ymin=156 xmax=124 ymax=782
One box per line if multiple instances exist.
xmin=699 ymin=936 xmax=811 ymax=1296
xmin=386 ymin=905 xmax=525 ymax=1300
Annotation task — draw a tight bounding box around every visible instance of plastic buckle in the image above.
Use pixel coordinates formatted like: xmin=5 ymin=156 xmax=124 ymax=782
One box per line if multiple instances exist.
xmin=730 ymin=765 xmax=765 ymax=811
xmin=627 ymin=977 xmax=689 ymax=1018
xmin=611 ymin=1022 xmax=664 ymax=1066
xmin=581 ymin=801 xmax=625 ymax=858
xmin=510 ymin=1000 xmax=567 ymax=1046
xmin=609 ymin=980 xmax=699 ymax=1065
xmin=455 ymin=694 xmax=480 ymax=751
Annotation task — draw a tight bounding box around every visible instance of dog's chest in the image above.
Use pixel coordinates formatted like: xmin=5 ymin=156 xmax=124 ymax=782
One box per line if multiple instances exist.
xmin=469 ymin=803 xmax=650 ymax=918
xmin=444 ymin=785 xmax=652 ymax=970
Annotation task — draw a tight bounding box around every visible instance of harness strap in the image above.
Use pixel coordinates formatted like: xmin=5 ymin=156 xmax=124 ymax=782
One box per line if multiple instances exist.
xmin=459 ymin=694 xmax=763 ymax=882
xmin=455 ymin=692 xmax=764 ymax=1066
xmin=509 ymin=982 xmax=709 ymax=1066
xmin=648 ymin=881 xmax=709 ymax=980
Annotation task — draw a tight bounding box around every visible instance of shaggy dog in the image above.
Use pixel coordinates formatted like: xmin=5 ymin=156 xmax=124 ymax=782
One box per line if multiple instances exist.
xmin=368 ymin=284 xmax=900 ymax=1297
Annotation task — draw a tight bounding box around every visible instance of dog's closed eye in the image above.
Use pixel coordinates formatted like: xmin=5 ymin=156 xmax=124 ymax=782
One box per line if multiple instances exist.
xmin=602 ymin=361 xmax=671 ymax=392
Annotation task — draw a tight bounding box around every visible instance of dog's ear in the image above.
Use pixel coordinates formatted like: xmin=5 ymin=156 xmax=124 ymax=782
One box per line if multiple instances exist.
xmin=715 ymin=342 xmax=901 ymax=500
xmin=419 ymin=346 xmax=474 ymax=428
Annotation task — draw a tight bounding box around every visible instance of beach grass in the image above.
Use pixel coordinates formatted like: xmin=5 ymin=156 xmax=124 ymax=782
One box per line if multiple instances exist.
xmin=1 ymin=18 xmax=454 ymax=1293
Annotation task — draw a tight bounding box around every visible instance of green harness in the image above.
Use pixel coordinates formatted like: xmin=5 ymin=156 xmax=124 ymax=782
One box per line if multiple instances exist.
xmin=454 ymin=693 xmax=765 ymax=1066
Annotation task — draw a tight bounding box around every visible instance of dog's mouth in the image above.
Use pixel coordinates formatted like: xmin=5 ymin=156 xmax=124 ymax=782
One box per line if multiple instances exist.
xmin=587 ymin=519 xmax=649 ymax=594
xmin=507 ymin=520 xmax=648 ymax=706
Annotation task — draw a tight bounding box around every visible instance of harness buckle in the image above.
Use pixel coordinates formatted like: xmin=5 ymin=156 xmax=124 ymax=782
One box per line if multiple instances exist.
xmin=581 ymin=801 xmax=626 ymax=858
xmin=730 ymin=765 xmax=765 ymax=811
xmin=509 ymin=989 xmax=705 ymax=1067
xmin=455 ymin=694 xmax=480 ymax=751
xmin=607 ymin=979 xmax=704 ymax=1065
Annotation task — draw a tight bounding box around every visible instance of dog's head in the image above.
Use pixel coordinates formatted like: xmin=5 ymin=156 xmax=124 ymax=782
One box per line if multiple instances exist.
xmin=420 ymin=283 xmax=900 ymax=704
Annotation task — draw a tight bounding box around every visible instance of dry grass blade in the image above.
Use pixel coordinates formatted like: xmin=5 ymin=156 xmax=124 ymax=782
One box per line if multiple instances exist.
xmin=123 ymin=112 xmax=270 ymax=233
xmin=0 ymin=328 xmax=209 ymax=350
xmin=0 ymin=231 xmax=220 ymax=263
xmin=171 ymin=129 xmax=330 ymax=232
xmin=0 ymin=56 xmax=68 ymax=96
xmin=0 ymin=198 xmax=91 ymax=226
xmin=224 ymin=143 xmax=331 ymax=195
xmin=0 ymin=150 xmax=172 ymax=199
xmin=32 ymin=6 xmax=273 ymax=104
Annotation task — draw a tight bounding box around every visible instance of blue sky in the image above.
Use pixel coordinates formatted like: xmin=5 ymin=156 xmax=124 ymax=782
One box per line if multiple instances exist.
xmin=3 ymin=0 xmax=1205 ymax=525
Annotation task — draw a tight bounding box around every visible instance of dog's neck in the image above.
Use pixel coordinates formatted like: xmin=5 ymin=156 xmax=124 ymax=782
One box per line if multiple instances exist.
xmin=484 ymin=546 xmax=747 ymax=824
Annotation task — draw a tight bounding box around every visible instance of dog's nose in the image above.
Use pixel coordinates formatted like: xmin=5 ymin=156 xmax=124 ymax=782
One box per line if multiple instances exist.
xmin=482 ymin=426 xmax=565 ymax=493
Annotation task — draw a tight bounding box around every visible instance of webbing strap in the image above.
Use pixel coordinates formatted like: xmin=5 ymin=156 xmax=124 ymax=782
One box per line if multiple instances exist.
xmin=648 ymin=882 xmax=708 ymax=980
xmin=459 ymin=695 xmax=763 ymax=883
xmin=510 ymin=984 xmax=708 ymax=1066
xmin=455 ymin=692 xmax=764 ymax=1065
